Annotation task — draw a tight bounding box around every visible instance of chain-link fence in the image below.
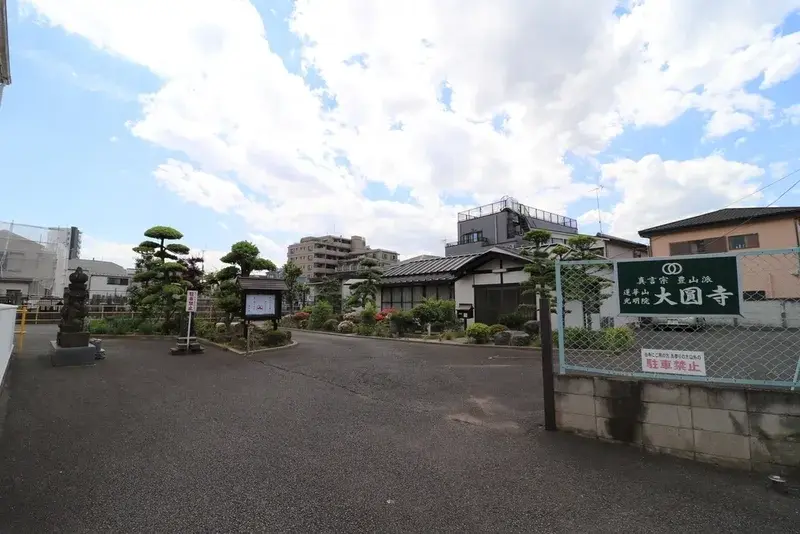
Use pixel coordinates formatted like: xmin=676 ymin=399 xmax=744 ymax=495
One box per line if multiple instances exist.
xmin=555 ymin=248 xmax=800 ymax=389
xmin=0 ymin=221 xmax=70 ymax=301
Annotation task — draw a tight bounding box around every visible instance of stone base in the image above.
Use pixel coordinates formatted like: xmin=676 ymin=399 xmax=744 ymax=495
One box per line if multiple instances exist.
xmin=57 ymin=331 xmax=91 ymax=348
xmin=170 ymin=337 xmax=204 ymax=355
xmin=49 ymin=340 xmax=97 ymax=367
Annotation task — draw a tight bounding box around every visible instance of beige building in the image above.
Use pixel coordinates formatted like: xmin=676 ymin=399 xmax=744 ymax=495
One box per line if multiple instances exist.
xmin=287 ymin=235 xmax=399 ymax=279
xmin=639 ymin=207 xmax=800 ymax=299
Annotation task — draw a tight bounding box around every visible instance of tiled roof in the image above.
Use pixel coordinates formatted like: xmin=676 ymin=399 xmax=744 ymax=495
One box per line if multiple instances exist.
xmin=380 ymin=247 xmax=532 ymax=284
xmin=381 ymin=253 xmax=481 ymax=278
xmin=639 ymin=207 xmax=800 ymax=237
xmin=68 ymin=259 xmax=128 ymax=277
xmin=595 ymin=233 xmax=648 ymax=249
xmin=239 ymin=276 xmax=288 ymax=291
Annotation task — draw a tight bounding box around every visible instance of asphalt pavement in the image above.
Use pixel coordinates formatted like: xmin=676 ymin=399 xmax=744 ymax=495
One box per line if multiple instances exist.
xmin=0 ymin=326 xmax=797 ymax=532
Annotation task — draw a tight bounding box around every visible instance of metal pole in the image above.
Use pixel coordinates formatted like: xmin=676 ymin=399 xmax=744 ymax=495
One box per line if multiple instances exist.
xmin=539 ymin=296 xmax=557 ymax=431
xmin=554 ymin=259 xmax=566 ymax=373
xmin=186 ymin=311 xmax=192 ymax=352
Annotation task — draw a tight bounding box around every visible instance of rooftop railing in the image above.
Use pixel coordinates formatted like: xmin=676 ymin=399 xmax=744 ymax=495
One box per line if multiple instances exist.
xmin=458 ymin=196 xmax=578 ymax=229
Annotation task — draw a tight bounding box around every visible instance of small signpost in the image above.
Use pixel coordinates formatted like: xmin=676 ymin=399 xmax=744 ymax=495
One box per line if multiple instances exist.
xmin=185 ymin=290 xmax=198 ymax=351
xmin=616 ymin=255 xmax=743 ymax=317
xmin=170 ymin=289 xmax=204 ymax=355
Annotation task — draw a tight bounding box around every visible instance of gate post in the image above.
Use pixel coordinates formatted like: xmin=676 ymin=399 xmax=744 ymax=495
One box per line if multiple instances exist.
xmin=539 ymin=296 xmax=557 ymax=431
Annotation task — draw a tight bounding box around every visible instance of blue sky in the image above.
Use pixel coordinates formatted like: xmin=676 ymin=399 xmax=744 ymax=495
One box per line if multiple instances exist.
xmin=1 ymin=1 xmax=799 ymax=267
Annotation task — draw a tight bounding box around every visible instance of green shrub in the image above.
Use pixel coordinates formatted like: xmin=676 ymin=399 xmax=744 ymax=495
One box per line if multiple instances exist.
xmin=136 ymin=321 xmax=158 ymax=335
xmin=389 ymin=309 xmax=416 ymax=337
xmin=337 ymin=320 xmax=355 ymax=333
xmin=308 ymin=301 xmax=334 ymax=329
xmin=284 ymin=330 xmax=292 ymax=342
xmin=561 ymin=327 xmax=604 ymax=349
xmin=323 ymin=318 xmax=339 ymax=332
xmin=466 ymin=322 xmax=492 ymax=344
xmin=355 ymin=323 xmax=375 ymax=336
xmin=360 ymin=303 xmax=378 ymax=326
xmin=88 ymin=319 xmax=109 ymax=334
xmin=261 ymin=329 xmax=290 ymax=347
xmin=193 ymin=318 xmax=215 ymax=338
xmin=108 ymin=317 xmax=139 ymax=335
xmin=510 ymin=333 xmax=532 ymax=346
xmin=373 ymin=321 xmax=391 ymax=337
xmin=498 ymin=312 xmax=527 ymax=329
xmin=298 ymin=319 xmax=309 ymax=329
xmin=603 ymin=327 xmax=635 ymax=352
xmin=522 ymin=320 xmax=540 ymax=337
xmin=554 ymin=327 xmax=636 ymax=352
xmin=488 ymin=324 xmax=508 ymax=335
xmin=411 ymin=298 xmax=457 ymax=330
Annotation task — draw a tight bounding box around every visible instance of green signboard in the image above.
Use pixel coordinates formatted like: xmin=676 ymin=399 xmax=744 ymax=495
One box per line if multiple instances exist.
xmin=616 ymin=255 xmax=742 ymax=317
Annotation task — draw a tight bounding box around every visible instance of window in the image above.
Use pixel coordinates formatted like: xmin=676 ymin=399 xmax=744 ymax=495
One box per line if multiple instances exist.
xmin=459 ymin=231 xmax=484 ymax=244
xmin=669 ymin=238 xmax=727 ymax=256
xmin=107 ymin=277 xmax=129 ymax=286
xmin=728 ymin=233 xmax=759 ymax=250
xmin=633 ymin=249 xmax=644 ymax=258
xmin=743 ymin=290 xmax=766 ymax=301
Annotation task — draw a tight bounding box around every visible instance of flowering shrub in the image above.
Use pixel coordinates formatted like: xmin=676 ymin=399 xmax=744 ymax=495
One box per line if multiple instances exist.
xmin=337 ymin=320 xmax=355 ymax=333
xmin=343 ymin=311 xmax=361 ymax=323
xmin=376 ymin=308 xmax=396 ymax=322
xmin=294 ymin=311 xmax=310 ymax=321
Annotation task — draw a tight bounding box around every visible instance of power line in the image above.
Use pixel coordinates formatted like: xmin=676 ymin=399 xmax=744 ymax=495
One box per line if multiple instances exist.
xmin=693 ymin=172 xmax=800 ymax=250
xmin=719 ymin=166 xmax=800 ymax=210
xmin=649 ymin=164 xmax=800 ymax=248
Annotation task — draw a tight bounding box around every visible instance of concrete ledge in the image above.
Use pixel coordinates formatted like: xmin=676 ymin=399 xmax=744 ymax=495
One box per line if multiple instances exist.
xmin=555 ymin=373 xmax=800 ymax=472
xmin=285 ymin=328 xmax=542 ymax=353
xmin=199 ymin=339 xmax=298 ymax=356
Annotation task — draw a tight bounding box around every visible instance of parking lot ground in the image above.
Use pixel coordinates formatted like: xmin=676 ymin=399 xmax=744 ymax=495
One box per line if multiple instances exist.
xmin=0 ymin=326 xmax=798 ymax=532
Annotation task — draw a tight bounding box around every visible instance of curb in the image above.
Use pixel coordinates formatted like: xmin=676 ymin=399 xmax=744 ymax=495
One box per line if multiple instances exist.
xmin=285 ymin=328 xmax=541 ymax=353
xmin=198 ymin=339 xmax=298 ymax=356
xmin=90 ymin=334 xmax=171 ymax=340
xmin=91 ymin=335 xmax=299 ymax=356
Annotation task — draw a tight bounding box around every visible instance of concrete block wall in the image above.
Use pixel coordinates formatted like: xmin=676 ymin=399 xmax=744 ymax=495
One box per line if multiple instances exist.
xmin=555 ymin=375 xmax=800 ymax=473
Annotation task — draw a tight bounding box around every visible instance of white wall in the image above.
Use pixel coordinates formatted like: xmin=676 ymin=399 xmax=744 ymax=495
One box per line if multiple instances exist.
xmin=65 ymin=270 xmax=130 ymax=299
xmin=454 ymin=257 xmax=529 ymax=326
xmin=342 ymin=278 xmax=366 ymax=309
xmin=704 ymin=300 xmax=800 ymax=328
xmin=0 ymin=281 xmax=30 ymax=296
xmin=0 ymin=304 xmax=16 ymax=385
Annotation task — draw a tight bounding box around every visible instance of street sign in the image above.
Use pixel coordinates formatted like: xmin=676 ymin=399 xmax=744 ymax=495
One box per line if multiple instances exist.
xmin=185 ymin=290 xmax=198 ymax=313
xmin=616 ymin=255 xmax=742 ymax=317
xmin=641 ymin=349 xmax=707 ymax=376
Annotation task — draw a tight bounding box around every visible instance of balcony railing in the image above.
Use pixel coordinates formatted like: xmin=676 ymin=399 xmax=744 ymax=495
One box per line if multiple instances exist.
xmin=445 ymin=237 xmax=491 ymax=248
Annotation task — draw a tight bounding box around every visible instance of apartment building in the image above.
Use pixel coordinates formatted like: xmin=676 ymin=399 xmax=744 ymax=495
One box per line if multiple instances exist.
xmin=287 ymin=235 xmax=399 ymax=279
xmin=336 ymin=247 xmax=399 ymax=274
xmin=444 ymin=196 xmax=579 ymax=256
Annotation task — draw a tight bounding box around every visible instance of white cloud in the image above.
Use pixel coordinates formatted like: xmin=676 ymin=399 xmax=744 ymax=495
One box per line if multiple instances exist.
xmin=784 ymin=104 xmax=800 ymax=125
xmin=600 ymin=154 xmax=764 ymax=240
xmin=21 ymin=0 xmax=800 ymax=257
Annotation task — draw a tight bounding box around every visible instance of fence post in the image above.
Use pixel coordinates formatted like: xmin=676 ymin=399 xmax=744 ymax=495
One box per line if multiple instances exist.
xmin=539 ymin=296 xmax=557 ymax=431
xmin=554 ymin=259 xmax=566 ymax=372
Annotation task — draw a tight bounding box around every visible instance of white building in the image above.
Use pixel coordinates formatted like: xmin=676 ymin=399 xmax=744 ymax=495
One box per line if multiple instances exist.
xmin=68 ymin=259 xmax=131 ymax=303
